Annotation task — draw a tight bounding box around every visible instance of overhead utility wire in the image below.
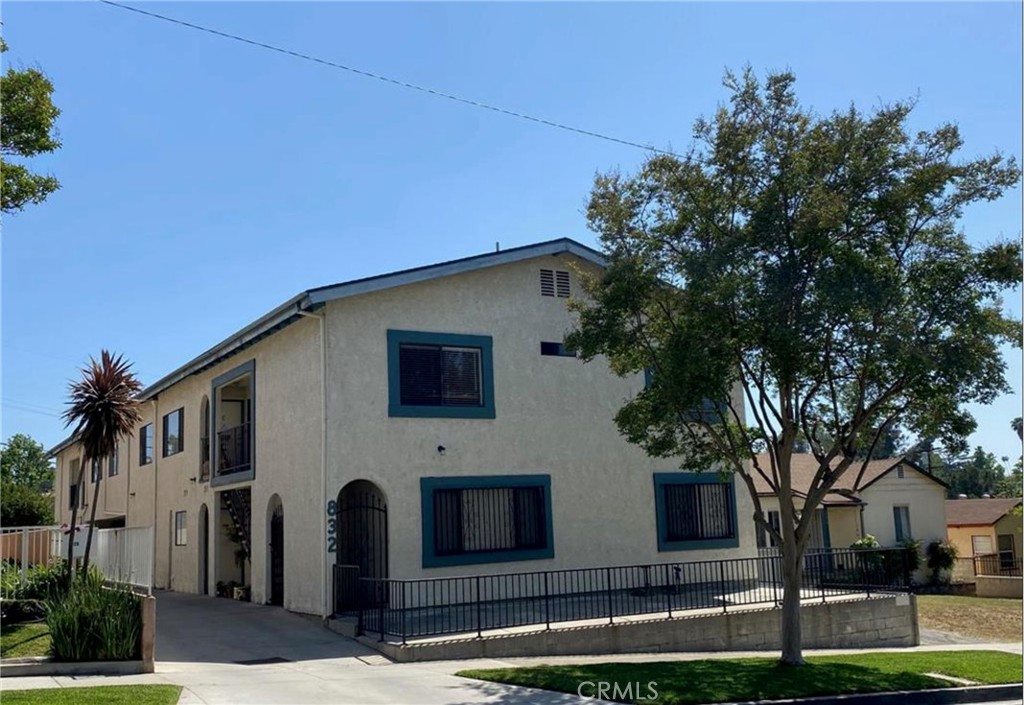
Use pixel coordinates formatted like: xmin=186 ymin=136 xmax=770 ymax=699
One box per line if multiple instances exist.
xmin=98 ymin=0 xmax=678 ymax=158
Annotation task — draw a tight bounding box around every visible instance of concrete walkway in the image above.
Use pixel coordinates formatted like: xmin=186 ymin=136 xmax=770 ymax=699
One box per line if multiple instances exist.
xmin=1 ymin=591 xmax=1020 ymax=704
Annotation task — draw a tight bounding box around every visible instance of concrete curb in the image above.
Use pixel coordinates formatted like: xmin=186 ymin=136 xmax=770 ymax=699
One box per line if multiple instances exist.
xmin=0 ymin=657 xmax=151 ymax=677
xmin=722 ymin=683 xmax=1023 ymax=705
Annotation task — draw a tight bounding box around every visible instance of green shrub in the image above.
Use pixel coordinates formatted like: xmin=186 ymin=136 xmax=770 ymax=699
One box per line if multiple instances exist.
xmin=899 ymin=538 xmax=924 ymax=574
xmin=45 ymin=581 xmax=141 ymax=661
xmin=0 ymin=598 xmax=45 ymax=623
xmin=926 ymin=540 xmax=958 ymax=584
xmin=0 ymin=559 xmax=69 ymax=601
xmin=851 ymin=534 xmax=881 ymax=550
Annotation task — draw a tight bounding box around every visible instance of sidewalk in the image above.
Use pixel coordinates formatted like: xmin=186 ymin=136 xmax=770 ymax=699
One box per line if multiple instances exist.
xmin=2 ymin=641 xmax=1020 ymax=704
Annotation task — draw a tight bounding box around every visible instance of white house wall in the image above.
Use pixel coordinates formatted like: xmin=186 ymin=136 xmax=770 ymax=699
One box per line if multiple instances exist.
xmin=858 ymin=467 xmax=947 ymax=547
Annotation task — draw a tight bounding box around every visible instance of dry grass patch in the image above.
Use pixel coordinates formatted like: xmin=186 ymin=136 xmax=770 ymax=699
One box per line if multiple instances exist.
xmin=917 ymin=595 xmax=1023 ymax=642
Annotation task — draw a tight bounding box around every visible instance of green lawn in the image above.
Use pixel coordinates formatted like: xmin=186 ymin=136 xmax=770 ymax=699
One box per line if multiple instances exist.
xmin=0 ymin=686 xmax=182 ymax=705
xmin=457 ymin=651 xmax=1023 ymax=705
xmin=1 ymin=623 xmax=50 ymax=659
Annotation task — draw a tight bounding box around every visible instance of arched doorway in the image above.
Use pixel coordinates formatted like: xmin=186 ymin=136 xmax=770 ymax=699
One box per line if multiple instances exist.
xmin=335 ymin=480 xmax=388 ymax=612
xmin=198 ymin=504 xmax=209 ymax=595
xmin=268 ymin=495 xmax=284 ymax=607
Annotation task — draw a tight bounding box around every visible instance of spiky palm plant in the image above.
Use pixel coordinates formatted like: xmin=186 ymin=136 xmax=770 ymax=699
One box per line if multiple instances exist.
xmin=63 ymin=351 xmax=142 ymax=584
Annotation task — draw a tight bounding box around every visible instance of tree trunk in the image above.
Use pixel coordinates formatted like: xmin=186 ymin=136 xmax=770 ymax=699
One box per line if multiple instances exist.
xmin=779 ymin=541 xmax=805 ymax=665
xmin=64 ymin=457 xmax=88 ymax=589
xmin=81 ymin=468 xmax=102 ymax=577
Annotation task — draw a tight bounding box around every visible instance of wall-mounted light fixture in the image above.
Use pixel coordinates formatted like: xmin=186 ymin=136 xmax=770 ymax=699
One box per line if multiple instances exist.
xmin=437 ymin=445 xmax=446 ymax=456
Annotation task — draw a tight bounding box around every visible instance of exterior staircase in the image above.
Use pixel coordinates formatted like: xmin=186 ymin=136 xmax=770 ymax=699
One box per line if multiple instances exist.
xmin=223 ymin=488 xmax=252 ymax=560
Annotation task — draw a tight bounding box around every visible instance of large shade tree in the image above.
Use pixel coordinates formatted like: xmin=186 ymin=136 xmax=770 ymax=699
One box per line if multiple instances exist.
xmin=62 ymin=351 xmax=142 ymax=582
xmin=0 ymin=38 xmax=62 ymax=213
xmin=567 ymin=69 xmax=1021 ymax=665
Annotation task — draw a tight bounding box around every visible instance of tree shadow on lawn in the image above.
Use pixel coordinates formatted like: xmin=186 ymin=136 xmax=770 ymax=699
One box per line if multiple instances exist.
xmin=0 ymin=622 xmax=50 ymax=659
xmin=459 ymin=660 xmax=946 ymax=705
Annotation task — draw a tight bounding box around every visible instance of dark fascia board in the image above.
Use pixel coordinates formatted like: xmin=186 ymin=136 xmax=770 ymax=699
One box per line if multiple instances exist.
xmin=306 ymin=237 xmax=606 ymax=305
xmin=858 ymin=457 xmax=950 ymax=491
xmin=47 ymin=238 xmax=604 ymax=456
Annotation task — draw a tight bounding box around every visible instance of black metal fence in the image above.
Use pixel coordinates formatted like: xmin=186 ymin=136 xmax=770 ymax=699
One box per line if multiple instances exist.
xmin=334 ymin=547 xmax=911 ymax=643
xmin=217 ymin=423 xmax=251 ymax=475
xmin=974 ymin=552 xmax=1023 ymax=577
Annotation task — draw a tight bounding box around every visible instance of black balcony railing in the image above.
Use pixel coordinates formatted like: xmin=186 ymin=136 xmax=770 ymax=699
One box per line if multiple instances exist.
xmin=334 ymin=547 xmax=912 ymax=643
xmin=217 ymin=423 xmax=251 ymax=475
xmin=974 ymin=552 xmax=1022 ymax=577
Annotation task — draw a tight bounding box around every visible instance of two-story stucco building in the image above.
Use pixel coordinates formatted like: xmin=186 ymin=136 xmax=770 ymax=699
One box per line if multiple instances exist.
xmin=50 ymin=238 xmax=754 ymax=617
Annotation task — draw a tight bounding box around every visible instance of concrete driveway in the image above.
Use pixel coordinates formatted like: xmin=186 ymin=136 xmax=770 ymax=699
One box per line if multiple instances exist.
xmin=150 ymin=591 xmax=586 ymax=704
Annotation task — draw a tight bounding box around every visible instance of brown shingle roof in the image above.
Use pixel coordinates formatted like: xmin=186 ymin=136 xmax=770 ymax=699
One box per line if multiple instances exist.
xmin=750 ymin=453 xmax=944 ymax=502
xmin=945 ymin=498 xmax=1022 ymax=527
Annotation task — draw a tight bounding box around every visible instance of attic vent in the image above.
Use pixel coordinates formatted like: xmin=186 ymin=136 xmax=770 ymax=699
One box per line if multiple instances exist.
xmin=896 ymin=466 xmax=905 ymax=479
xmin=540 ymin=269 xmax=571 ymax=298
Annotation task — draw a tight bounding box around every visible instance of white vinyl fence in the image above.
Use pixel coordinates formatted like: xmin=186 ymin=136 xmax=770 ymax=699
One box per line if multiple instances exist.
xmin=1 ymin=525 xmax=153 ymax=596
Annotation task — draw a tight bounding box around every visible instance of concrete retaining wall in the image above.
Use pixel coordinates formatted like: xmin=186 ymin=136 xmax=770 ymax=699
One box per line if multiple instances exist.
xmin=369 ymin=594 xmax=918 ymax=662
xmin=976 ymin=576 xmax=1023 ymax=599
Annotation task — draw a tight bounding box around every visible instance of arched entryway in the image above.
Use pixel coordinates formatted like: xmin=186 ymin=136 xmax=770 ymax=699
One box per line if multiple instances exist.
xmin=335 ymin=480 xmax=388 ymax=612
xmin=198 ymin=503 xmax=209 ymax=595
xmin=267 ymin=495 xmax=284 ymax=607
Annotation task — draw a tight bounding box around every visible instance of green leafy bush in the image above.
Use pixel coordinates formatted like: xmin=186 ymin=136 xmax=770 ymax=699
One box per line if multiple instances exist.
xmin=926 ymin=540 xmax=958 ymax=584
xmin=899 ymin=538 xmax=923 ymax=574
xmin=851 ymin=535 xmax=881 ymax=550
xmin=0 ymin=559 xmax=68 ymax=601
xmin=45 ymin=581 xmax=141 ymax=661
xmin=0 ymin=598 xmax=45 ymax=623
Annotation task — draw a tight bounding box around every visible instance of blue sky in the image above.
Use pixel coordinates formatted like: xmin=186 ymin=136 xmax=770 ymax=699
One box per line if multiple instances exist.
xmin=2 ymin=2 xmax=1021 ymax=464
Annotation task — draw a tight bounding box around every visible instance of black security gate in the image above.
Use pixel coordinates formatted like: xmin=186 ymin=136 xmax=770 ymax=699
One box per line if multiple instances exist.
xmin=335 ymin=481 xmax=388 ymax=613
xmin=269 ymin=503 xmax=284 ymax=606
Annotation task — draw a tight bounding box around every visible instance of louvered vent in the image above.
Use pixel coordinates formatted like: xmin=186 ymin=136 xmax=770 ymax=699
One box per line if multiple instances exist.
xmin=540 ymin=269 xmax=570 ymax=297
xmin=555 ymin=270 xmax=570 ymax=298
xmin=540 ymin=269 xmax=555 ymax=296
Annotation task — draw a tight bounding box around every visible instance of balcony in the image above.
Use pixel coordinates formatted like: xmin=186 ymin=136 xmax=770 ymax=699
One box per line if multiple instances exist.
xmin=217 ymin=423 xmax=251 ymax=477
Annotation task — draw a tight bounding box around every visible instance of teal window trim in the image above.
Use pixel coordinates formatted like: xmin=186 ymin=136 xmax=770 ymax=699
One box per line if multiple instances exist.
xmin=420 ymin=474 xmax=553 ymax=568
xmin=653 ymin=472 xmax=739 ymax=551
xmin=387 ymin=330 xmax=495 ymax=419
xmin=210 ymin=359 xmax=255 ymax=488
xmin=821 ymin=507 xmax=832 ymax=549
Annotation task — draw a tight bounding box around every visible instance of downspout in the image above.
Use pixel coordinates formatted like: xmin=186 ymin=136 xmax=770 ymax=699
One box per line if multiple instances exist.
xmin=150 ymin=397 xmax=159 ymax=593
xmin=298 ymin=308 xmax=328 ymax=618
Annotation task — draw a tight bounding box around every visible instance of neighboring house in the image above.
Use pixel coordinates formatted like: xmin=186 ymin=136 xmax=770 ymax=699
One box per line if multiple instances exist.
xmin=752 ymin=454 xmax=948 ymax=551
xmin=945 ymin=497 xmax=1022 ymax=571
xmin=48 ymin=238 xmax=754 ymax=617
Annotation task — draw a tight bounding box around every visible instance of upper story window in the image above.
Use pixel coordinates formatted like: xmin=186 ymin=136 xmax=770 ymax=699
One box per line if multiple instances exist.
xmin=540 ymin=268 xmax=570 ymax=298
xmin=90 ymin=458 xmax=101 ymax=483
xmin=387 ymin=330 xmax=495 ymax=419
xmin=420 ymin=475 xmax=553 ymax=568
xmin=211 ymin=360 xmax=254 ymax=487
xmin=654 ymin=473 xmax=739 ymax=551
xmin=540 ymin=341 xmax=576 ymax=357
xmin=163 ymin=408 xmax=184 ymax=457
xmin=108 ymin=446 xmax=119 ymax=477
xmin=68 ymin=458 xmax=81 ymax=509
xmin=139 ymin=424 xmax=154 ymax=466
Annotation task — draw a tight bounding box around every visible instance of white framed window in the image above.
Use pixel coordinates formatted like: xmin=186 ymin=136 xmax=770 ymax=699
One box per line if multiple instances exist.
xmin=174 ymin=511 xmax=187 ymax=546
xmin=893 ymin=505 xmax=912 ymax=542
xmin=971 ymin=534 xmax=993 ymax=556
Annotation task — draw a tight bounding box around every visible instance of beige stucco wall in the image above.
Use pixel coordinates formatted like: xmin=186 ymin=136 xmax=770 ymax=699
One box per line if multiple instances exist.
xmin=323 ymin=253 xmax=755 ymax=591
xmin=54 ymin=251 xmax=756 ymax=618
xmin=53 ymin=315 xmax=323 ymax=614
xmin=858 ymin=465 xmax=947 ymax=547
xmin=754 ymin=497 xmax=861 ymax=548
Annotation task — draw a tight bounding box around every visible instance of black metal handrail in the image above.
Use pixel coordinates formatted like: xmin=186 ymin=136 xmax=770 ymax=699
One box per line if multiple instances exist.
xmin=334 ymin=547 xmax=912 ymax=643
xmin=217 ymin=423 xmax=251 ymax=475
xmin=974 ymin=551 xmax=1022 ymax=577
